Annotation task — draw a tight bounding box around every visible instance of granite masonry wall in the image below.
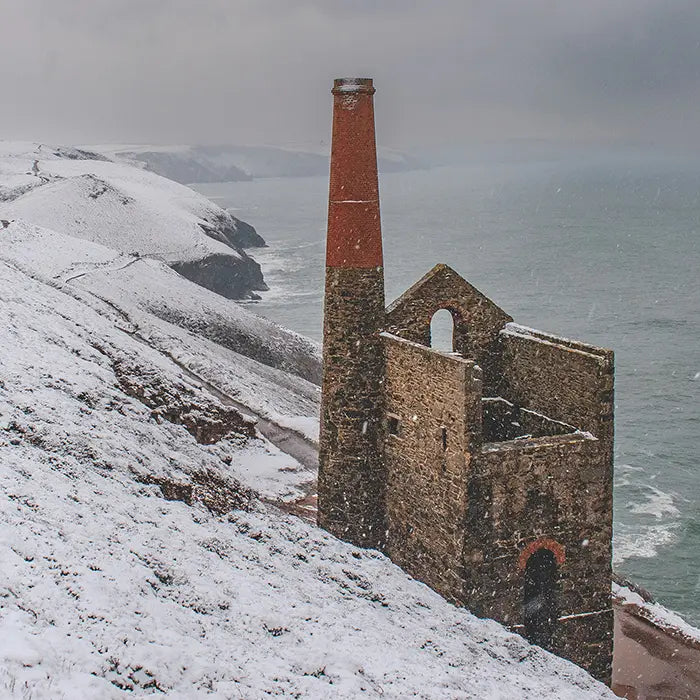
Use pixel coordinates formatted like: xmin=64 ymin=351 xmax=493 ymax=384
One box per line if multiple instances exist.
xmin=321 ymin=251 xmax=615 ymax=683
xmin=468 ymin=433 xmax=614 ymax=683
xmin=378 ymin=279 xmax=614 ymax=683
xmin=318 ymin=266 xmax=387 ymax=549
xmin=318 ymin=78 xmax=388 ymax=550
xmin=382 ymin=332 xmax=482 ymax=603
xmin=487 ymin=323 xmax=615 ymax=682
xmin=497 ymin=323 xmax=615 ymax=452
xmin=319 ymin=76 xmax=614 ymax=682
xmin=481 ymin=397 xmax=576 ymax=442
xmin=384 ymin=264 xmax=512 ymax=393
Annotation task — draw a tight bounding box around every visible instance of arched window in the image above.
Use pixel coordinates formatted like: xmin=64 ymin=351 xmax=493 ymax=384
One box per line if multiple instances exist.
xmin=523 ymin=548 xmax=559 ymax=647
xmin=430 ymin=309 xmax=454 ymax=352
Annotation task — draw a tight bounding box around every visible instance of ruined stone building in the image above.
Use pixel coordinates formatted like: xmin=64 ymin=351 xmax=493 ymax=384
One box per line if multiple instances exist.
xmin=318 ymin=78 xmax=614 ymax=684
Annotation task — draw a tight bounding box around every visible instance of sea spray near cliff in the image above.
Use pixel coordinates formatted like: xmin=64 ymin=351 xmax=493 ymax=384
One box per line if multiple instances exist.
xmin=193 ymin=152 xmax=700 ymax=625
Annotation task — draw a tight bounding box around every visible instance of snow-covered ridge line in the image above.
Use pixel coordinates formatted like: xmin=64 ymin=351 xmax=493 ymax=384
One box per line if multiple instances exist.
xmin=91 ymin=143 xmax=427 ymax=183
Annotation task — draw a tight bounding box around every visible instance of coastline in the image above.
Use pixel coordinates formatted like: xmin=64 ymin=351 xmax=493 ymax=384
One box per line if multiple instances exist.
xmin=612 ymin=592 xmax=700 ymax=698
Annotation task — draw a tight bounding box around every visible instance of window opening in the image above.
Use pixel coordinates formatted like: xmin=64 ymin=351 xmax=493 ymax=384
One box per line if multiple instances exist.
xmin=523 ymin=548 xmax=559 ymax=648
xmin=430 ymin=309 xmax=454 ymax=352
xmin=387 ymin=415 xmax=401 ymax=436
xmin=441 ymin=426 xmax=448 ymax=451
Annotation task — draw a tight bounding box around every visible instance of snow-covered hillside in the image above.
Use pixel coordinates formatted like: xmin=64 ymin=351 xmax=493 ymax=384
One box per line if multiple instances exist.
xmin=0 ymin=143 xmax=265 ymax=300
xmin=0 ymin=238 xmax=612 ymax=699
xmin=2 ymin=219 xmax=320 ymax=386
xmin=0 ymin=142 xmax=612 ymax=697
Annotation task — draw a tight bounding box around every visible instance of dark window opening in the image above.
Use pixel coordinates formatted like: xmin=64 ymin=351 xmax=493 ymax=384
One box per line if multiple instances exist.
xmin=523 ymin=548 xmax=559 ymax=648
xmin=387 ymin=415 xmax=401 ymax=436
xmin=441 ymin=427 xmax=448 ymax=451
xmin=482 ymin=397 xmax=576 ymax=443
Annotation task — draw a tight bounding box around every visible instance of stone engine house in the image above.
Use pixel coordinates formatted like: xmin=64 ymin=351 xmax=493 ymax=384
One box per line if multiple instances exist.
xmin=318 ymin=78 xmax=614 ymax=684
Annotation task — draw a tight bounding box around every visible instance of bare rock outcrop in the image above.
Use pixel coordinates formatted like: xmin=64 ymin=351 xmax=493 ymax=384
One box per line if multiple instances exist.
xmin=111 ymin=356 xmax=256 ymax=444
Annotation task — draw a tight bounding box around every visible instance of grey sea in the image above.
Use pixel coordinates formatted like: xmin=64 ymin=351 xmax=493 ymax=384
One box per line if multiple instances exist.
xmin=194 ymin=152 xmax=700 ymax=626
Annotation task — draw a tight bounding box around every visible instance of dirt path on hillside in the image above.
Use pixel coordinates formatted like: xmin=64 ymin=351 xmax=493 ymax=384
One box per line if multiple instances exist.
xmin=135 ymin=329 xmax=321 ymax=519
xmin=70 ymin=282 xmax=320 ymax=475
xmin=167 ymin=356 xmax=319 ymax=472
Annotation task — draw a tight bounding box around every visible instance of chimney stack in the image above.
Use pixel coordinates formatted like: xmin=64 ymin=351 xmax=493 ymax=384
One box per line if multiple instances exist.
xmin=326 ymin=78 xmax=383 ymax=269
xmin=318 ymin=78 xmax=387 ymax=549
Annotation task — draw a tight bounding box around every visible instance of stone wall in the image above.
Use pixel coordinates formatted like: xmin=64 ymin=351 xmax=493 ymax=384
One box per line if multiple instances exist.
xmin=498 ymin=323 xmax=614 ymax=451
xmin=382 ymin=333 xmax=482 ymax=603
xmin=379 ymin=318 xmax=614 ymax=683
xmin=385 ymin=264 xmax=512 ymax=393
xmin=318 ymin=266 xmax=387 ymax=549
xmin=466 ymin=433 xmax=613 ymax=683
xmin=320 ymin=254 xmax=614 ymax=683
xmin=481 ymin=397 xmax=575 ymax=442
xmin=318 ymin=76 xmax=614 ymax=685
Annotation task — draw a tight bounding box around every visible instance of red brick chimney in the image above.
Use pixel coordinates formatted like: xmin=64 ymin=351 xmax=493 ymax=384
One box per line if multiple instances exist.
xmin=318 ymin=78 xmax=387 ymax=549
xmin=326 ymin=78 xmax=383 ymax=269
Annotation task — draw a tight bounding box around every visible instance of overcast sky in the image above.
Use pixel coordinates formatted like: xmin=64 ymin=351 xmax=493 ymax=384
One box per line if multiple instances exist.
xmin=1 ymin=0 xmax=699 ymax=151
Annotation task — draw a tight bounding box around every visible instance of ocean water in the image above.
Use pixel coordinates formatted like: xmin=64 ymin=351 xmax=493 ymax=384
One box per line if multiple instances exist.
xmin=194 ymin=154 xmax=700 ymax=625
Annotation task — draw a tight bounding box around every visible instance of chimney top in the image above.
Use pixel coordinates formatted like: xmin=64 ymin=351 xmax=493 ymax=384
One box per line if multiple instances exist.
xmin=332 ymin=78 xmax=375 ymax=95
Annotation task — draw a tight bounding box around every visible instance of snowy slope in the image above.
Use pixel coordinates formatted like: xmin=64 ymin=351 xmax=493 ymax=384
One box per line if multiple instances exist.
xmin=1 ymin=219 xmax=320 ymax=385
xmin=0 ymin=143 xmax=108 ymax=201
xmin=0 ymin=142 xmax=266 ymax=299
xmin=0 ymin=253 xmax=612 ymax=698
xmin=0 ymin=143 xmax=254 ymax=251
xmin=3 ymin=170 xmax=238 ymax=263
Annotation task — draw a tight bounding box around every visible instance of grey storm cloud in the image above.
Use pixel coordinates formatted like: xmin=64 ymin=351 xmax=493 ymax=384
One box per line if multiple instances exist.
xmin=1 ymin=0 xmax=699 ymax=149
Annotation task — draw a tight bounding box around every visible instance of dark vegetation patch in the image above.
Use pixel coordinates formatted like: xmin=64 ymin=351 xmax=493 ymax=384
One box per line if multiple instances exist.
xmin=111 ymin=356 xmax=256 ymax=444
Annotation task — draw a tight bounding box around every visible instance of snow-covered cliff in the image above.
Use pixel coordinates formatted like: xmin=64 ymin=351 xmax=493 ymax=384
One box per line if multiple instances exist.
xmin=0 ymin=143 xmax=266 ymax=300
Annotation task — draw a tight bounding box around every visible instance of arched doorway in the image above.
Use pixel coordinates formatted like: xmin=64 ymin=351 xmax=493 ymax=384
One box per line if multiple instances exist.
xmin=523 ymin=548 xmax=559 ymax=647
xmin=430 ymin=309 xmax=454 ymax=352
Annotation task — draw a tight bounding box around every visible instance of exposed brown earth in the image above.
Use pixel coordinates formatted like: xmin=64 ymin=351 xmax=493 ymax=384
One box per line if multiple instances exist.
xmin=612 ymin=604 xmax=700 ymax=699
